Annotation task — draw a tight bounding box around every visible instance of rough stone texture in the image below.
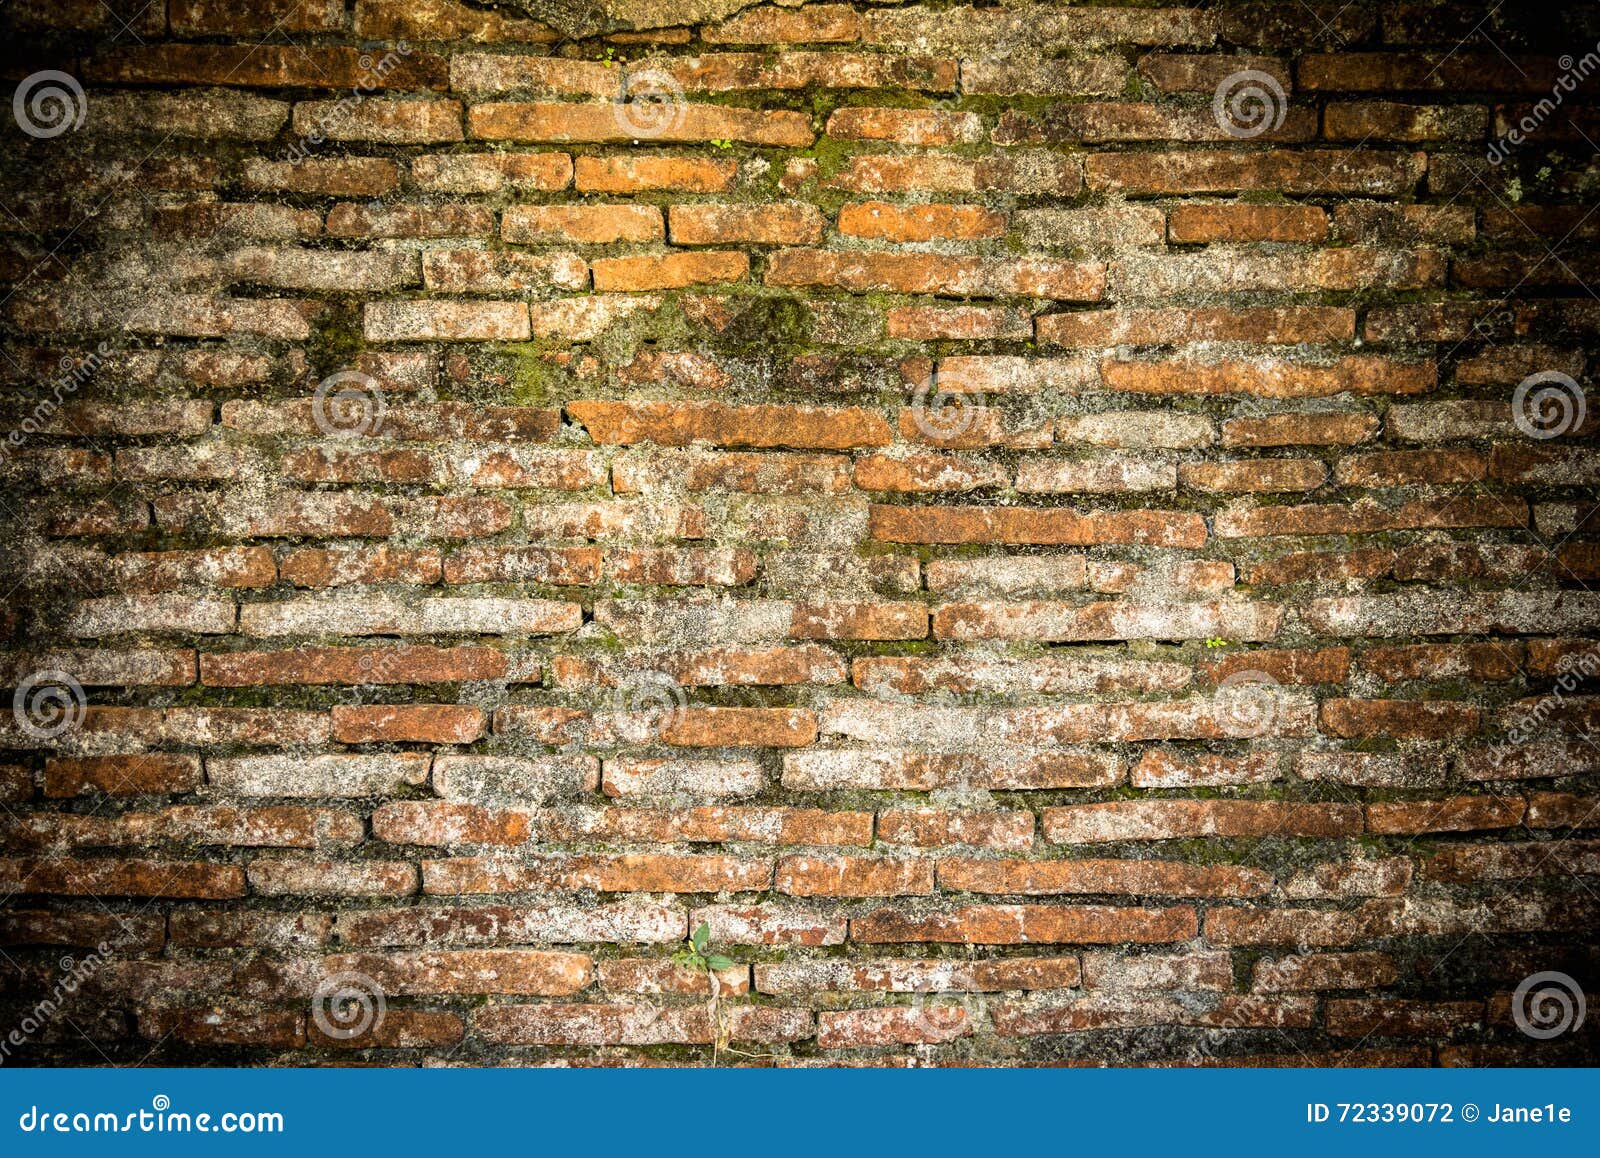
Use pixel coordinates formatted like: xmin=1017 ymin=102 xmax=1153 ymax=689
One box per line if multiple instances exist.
xmin=0 ymin=0 xmax=1597 ymax=1069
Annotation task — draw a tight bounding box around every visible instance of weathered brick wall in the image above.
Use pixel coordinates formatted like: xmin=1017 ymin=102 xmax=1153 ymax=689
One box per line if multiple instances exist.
xmin=2 ymin=0 xmax=1598 ymax=1066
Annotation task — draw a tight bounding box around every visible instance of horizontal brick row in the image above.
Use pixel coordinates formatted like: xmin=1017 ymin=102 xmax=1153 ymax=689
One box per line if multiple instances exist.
xmin=3 ymin=0 xmax=1596 ymax=1069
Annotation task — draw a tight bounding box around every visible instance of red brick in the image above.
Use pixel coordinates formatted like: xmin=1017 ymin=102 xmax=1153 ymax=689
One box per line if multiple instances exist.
xmin=280 ymin=547 xmax=443 ymax=588
xmin=1168 ymin=204 xmax=1329 ymax=243
xmin=876 ymin=809 xmax=1035 ymax=852
xmin=44 ymin=754 xmax=202 ymax=797
xmin=597 ymin=957 xmax=749 ymax=996
xmin=331 ymin=704 xmax=486 ymax=744
xmin=476 ymin=1003 xmax=808 ymax=1046
xmin=1103 ymin=356 xmax=1434 ymax=399
xmin=827 ymin=152 xmax=1082 ymax=195
xmin=854 ymin=452 xmax=1008 ymax=493
xmin=706 ymin=5 xmax=862 ymax=43
xmin=1216 ymin=497 xmax=1525 ymax=538
xmin=592 ymin=251 xmax=749 ymax=291
xmin=569 ymin=401 xmax=892 ymax=449
xmin=768 ymin=249 xmax=1104 ymax=300
xmin=851 ymin=905 xmax=1197 ymax=945
xmin=1325 ymin=999 xmax=1484 ymax=1038
xmin=837 ymin=201 xmax=1005 ymax=241
xmin=242 ymin=156 xmax=399 ymax=196
xmin=1321 ymin=698 xmax=1482 ymax=739
xmin=1040 ymin=306 xmax=1352 ymax=347
xmin=785 ymin=748 xmax=1122 ymax=792
xmin=424 ymin=854 xmax=773 ymax=895
xmin=413 ymin=151 xmax=572 ymax=192
xmin=202 ymin=645 xmax=516 ymax=686
xmin=938 ymin=858 xmax=1271 ymax=898
xmin=660 ymin=707 xmax=817 ymax=748
xmin=170 ymin=0 xmax=347 ymax=35
xmin=826 ymin=107 xmax=981 ymax=144
xmin=1366 ymin=796 xmax=1525 ymax=835
xmin=1042 ymin=800 xmax=1361 ymax=843
xmin=324 ymin=949 xmax=591 ymax=995
xmin=817 ymin=1006 xmax=969 ymax=1048
xmin=373 ymin=802 xmax=532 ymax=847
xmin=670 ymin=203 xmax=826 ymax=245
xmin=887 ymin=306 xmax=1033 ymax=341
xmin=469 ymin=102 xmax=813 ymax=146
xmin=604 ymin=547 xmax=756 ymax=586
xmin=502 ymin=204 xmax=662 ymax=243
xmin=1088 ymin=149 xmax=1425 ymax=195
xmin=249 ymin=859 xmax=417 ymax=897
xmin=293 ymin=99 xmax=462 ymax=143
xmin=90 ymin=45 xmax=445 ymax=89
xmin=0 ymin=857 xmax=245 ymax=898
xmin=1222 ymin=412 xmax=1379 ymax=447
xmin=1179 ymin=458 xmax=1327 ymax=493
xmin=574 ymin=155 xmax=736 ymax=192
xmin=364 ymin=300 xmax=530 ymax=341
xmin=776 ymin=855 xmax=933 ymax=897
xmin=870 ymin=505 xmax=1206 ymax=548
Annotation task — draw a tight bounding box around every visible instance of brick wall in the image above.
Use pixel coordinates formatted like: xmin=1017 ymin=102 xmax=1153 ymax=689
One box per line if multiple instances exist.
xmin=2 ymin=0 xmax=1598 ymax=1066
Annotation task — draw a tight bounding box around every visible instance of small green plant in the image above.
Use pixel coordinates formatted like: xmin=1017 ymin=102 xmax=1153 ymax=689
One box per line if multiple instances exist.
xmin=601 ymin=46 xmax=617 ymax=67
xmin=1204 ymin=638 xmax=1229 ymax=648
xmin=675 ymin=921 xmax=735 ymax=974
xmin=675 ymin=922 xmax=737 ymax=1064
xmin=710 ymin=138 xmax=733 ymax=150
